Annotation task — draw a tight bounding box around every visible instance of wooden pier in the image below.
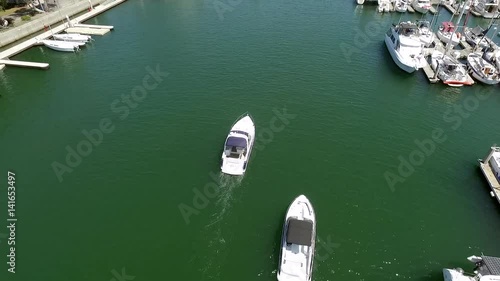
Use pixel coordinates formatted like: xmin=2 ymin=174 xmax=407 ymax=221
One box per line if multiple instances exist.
xmin=0 ymin=0 xmax=126 ymax=70
xmin=422 ymin=62 xmax=439 ymax=83
xmin=478 ymin=146 xmax=500 ymax=206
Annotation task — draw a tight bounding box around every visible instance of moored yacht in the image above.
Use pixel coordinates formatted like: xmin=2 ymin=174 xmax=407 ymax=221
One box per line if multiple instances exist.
xmin=437 ymin=22 xmax=461 ymax=46
xmin=277 ymin=195 xmax=316 ymax=281
xmin=471 ymin=0 xmax=500 ymax=18
xmin=412 ymin=0 xmax=431 ymax=13
xmin=395 ymin=0 xmax=408 ymax=12
xmin=385 ymin=22 xmax=427 ymax=73
xmin=220 ymin=114 xmax=255 ymax=176
xmin=443 ymin=255 xmax=500 ymax=281
xmin=431 ymin=51 xmax=473 ymax=86
xmin=467 ymin=52 xmax=500 ymax=84
xmin=464 ymin=26 xmax=490 ymax=49
xmin=417 ymin=20 xmax=435 ymax=47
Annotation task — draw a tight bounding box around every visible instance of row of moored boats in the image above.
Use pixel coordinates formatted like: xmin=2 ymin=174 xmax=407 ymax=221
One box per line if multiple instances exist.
xmin=37 ymin=33 xmax=93 ymax=52
xmin=385 ymin=17 xmax=500 ymax=86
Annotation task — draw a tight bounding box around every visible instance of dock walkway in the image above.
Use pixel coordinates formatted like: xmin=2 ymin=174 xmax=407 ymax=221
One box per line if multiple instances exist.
xmin=478 ymin=146 xmax=500 ymax=206
xmin=0 ymin=0 xmax=126 ymax=69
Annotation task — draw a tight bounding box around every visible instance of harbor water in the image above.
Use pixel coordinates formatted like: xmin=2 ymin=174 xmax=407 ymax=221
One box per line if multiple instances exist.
xmin=0 ymin=0 xmax=500 ymax=280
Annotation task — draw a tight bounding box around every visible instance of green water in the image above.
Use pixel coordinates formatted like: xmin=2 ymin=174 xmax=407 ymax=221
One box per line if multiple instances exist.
xmin=1 ymin=0 xmax=500 ymax=280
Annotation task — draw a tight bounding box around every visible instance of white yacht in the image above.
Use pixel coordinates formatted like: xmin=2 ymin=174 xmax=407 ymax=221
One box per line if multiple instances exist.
xmin=52 ymin=33 xmax=92 ymax=43
xmin=467 ymin=52 xmax=500 ymax=84
xmin=385 ymin=22 xmax=427 ymax=73
xmin=277 ymin=195 xmax=316 ymax=281
xmin=437 ymin=22 xmax=461 ymax=46
xmin=464 ymin=26 xmax=490 ymax=49
xmin=443 ymin=255 xmax=500 ymax=281
xmin=220 ymin=114 xmax=255 ymax=176
xmin=472 ymin=0 xmax=500 ymax=18
xmin=40 ymin=39 xmax=80 ymax=52
xmin=417 ymin=20 xmax=435 ymax=47
xmin=412 ymin=0 xmax=431 ymax=13
xmin=378 ymin=0 xmax=391 ymax=12
xmin=431 ymin=51 xmax=473 ymax=86
xmin=395 ymin=0 xmax=408 ymax=12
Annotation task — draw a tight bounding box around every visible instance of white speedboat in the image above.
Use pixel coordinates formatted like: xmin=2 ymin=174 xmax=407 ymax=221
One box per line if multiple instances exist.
xmin=464 ymin=26 xmax=490 ymax=49
xmin=277 ymin=195 xmax=316 ymax=281
xmin=220 ymin=114 xmax=255 ymax=176
xmin=385 ymin=22 xmax=427 ymax=73
xmin=417 ymin=20 xmax=435 ymax=47
xmin=52 ymin=33 xmax=92 ymax=43
xmin=378 ymin=0 xmax=391 ymax=12
xmin=412 ymin=0 xmax=431 ymax=13
xmin=443 ymin=255 xmax=500 ymax=281
xmin=41 ymin=39 xmax=80 ymax=52
xmin=395 ymin=0 xmax=408 ymax=12
xmin=467 ymin=52 xmax=500 ymax=84
xmin=437 ymin=22 xmax=461 ymax=46
xmin=431 ymin=51 xmax=473 ymax=86
xmin=471 ymin=0 xmax=500 ymax=18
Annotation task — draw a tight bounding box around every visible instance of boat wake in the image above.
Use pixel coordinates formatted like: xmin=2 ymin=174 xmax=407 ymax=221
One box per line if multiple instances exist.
xmin=200 ymin=173 xmax=243 ymax=279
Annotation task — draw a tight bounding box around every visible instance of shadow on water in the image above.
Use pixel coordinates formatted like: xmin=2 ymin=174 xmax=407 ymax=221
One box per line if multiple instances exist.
xmin=271 ymin=208 xmax=286 ymax=276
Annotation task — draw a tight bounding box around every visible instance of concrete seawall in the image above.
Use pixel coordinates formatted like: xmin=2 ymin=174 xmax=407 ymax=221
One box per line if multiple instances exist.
xmin=0 ymin=0 xmax=108 ymax=48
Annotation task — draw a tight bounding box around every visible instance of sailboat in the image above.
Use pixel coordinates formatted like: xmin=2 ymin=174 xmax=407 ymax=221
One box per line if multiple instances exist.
xmin=431 ymin=51 xmax=473 ymax=86
xmin=467 ymin=52 xmax=500 ymax=84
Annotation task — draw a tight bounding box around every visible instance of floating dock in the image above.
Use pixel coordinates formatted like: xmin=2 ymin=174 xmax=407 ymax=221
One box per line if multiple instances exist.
xmin=422 ymin=62 xmax=439 ymax=83
xmin=0 ymin=59 xmax=49 ymax=69
xmin=73 ymin=23 xmax=114 ymax=30
xmin=443 ymin=3 xmax=459 ymax=15
xmin=478 ymin=146 xmax=500 ymax=206
xmin=0 ymin=0 xmax=126 ymax=70
xmin=66 ymin=27 xmax=110 ymax=35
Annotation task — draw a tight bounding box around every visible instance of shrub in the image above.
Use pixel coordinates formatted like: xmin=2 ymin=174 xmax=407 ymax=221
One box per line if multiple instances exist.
xmin=21 ymin=15 xmax=30 ymax=21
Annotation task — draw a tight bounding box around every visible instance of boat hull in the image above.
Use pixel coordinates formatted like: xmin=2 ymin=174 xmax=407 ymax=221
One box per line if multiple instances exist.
xmin=220 ymin=114 xmax=255 ymax=176
xmin=384 ymin=36 xmax=417 ymax=73
xmin=277 ymin=195 xmax=316 ymax=281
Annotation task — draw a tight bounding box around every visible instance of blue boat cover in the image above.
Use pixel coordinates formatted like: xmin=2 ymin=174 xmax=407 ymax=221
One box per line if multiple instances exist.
xmin=226 ymin=137 xmax=247 ymax=148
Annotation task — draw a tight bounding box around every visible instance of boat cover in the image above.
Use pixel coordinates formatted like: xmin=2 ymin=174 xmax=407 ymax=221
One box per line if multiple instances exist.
xmin=477 ymin=255 xmax=500 ymax=275
xmin=286 ymin=219 xmax=313 ymax=246
xmin=225 ymin=136 xmax=247 ymax=148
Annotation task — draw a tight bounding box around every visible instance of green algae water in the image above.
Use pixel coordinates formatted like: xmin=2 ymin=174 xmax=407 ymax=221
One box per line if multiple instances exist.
xmin=1 ymin=0 xmax=500 ymax=280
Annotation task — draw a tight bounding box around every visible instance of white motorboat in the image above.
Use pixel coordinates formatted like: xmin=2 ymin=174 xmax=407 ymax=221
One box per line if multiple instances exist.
xmin=437 ymin=22 xmax=461 ymax=46
xmin=357 ymin=0 xmax=365 ymax=4
xmin=277 ymin=195 xmax=316 ymax=281
xmin=431 ymin=51 xmax=473 ymax=86
xmin=417 ymin=20 xmax=435 ymax=47
xmin=384 ymin=22 xmax=427 ymax=73
xmin=443 ymin=255 xmax=500 ymax=281
xmin=395 ymin=0 xmax=408 ymax=12
xmin=483 ymin=47 xmax=500 ymax=70
xmin=471 ymin=0 xmax=500 ymax=18
xmin=464 ymin=26 xmax=490 ymax=49
xmin=52 ymin=33 xmax=92 ymax=43
xmin=412 ymin=0 xmax=431 ymax=13
xmin=220 ymin=114 xmax=255 ymax=176
xmin=41 ymin=39 xmax=80 ymax=52
xmin=378 ymin=0 xmax=391 ymax=12
xmin=467 ymin=52 xmax=500 ymax=84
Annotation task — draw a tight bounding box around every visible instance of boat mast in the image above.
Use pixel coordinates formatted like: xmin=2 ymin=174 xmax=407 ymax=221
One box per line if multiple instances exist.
xmin=474 ymin=14 xmax=500 ymax=52
xmin=445 ymin=0 xmax=469 ymax=54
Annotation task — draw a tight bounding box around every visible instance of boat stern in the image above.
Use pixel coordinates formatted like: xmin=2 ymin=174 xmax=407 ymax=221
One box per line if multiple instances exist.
xmin=442 ymin=268 xmax=473 ymax=281
xmin=221 ymin=158 xmax=246 ymax=175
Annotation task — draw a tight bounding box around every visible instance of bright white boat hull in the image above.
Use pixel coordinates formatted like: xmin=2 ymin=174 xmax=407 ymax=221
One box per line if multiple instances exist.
xmin=220 ymin=114 xmax=255 ymax=176
xmin=41 ymin=40 xmax=79 ymax=52
xmin=278 ymin=195 xmax=316 ymax=281
xmin=412 ymin=3 xmax=430 ymax=13
xmin=385 ymin=35 xmax=422 ymax=73
xmin=437 ymin=31 xmax=460 ymax=46
xmin=53 ymin=33 xmax=91 ymax=43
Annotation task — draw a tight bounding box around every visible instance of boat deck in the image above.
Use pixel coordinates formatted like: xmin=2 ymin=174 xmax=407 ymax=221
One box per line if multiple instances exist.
xmin=66 ymin=27 xmax=110 ymax=35
xmin=479 ymin=161 xmax=500 ymax=205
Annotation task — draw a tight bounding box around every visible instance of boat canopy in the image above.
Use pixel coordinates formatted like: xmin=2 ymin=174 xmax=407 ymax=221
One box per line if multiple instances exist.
xmin=476 ymin=255 xmax=500 ymax=276
xmin=470 ymin=26 xmax=485 ymax=36
xmin=441 ymin=22 xmax=455 ymax=32
xmin=286 ymin=219 xmax=313 ymax=246
xmin=225 ymin=136 xmax=247 ymax=148
xmin=230 ymin=130 xmax=249 ymax=137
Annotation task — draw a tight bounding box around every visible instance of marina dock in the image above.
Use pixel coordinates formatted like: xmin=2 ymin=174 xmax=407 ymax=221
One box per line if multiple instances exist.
xmin=66 ymin=27 xmax=111 ymax=35
xmin=0 ymin=0 xmax=126 ymax=70
xmin=73 ymin=23 xmax=114 ymax=30
xmin=0 ymin=59 xmax=49 ymax=69
xmin=478 ymin=146 xmax=500 ymax=206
